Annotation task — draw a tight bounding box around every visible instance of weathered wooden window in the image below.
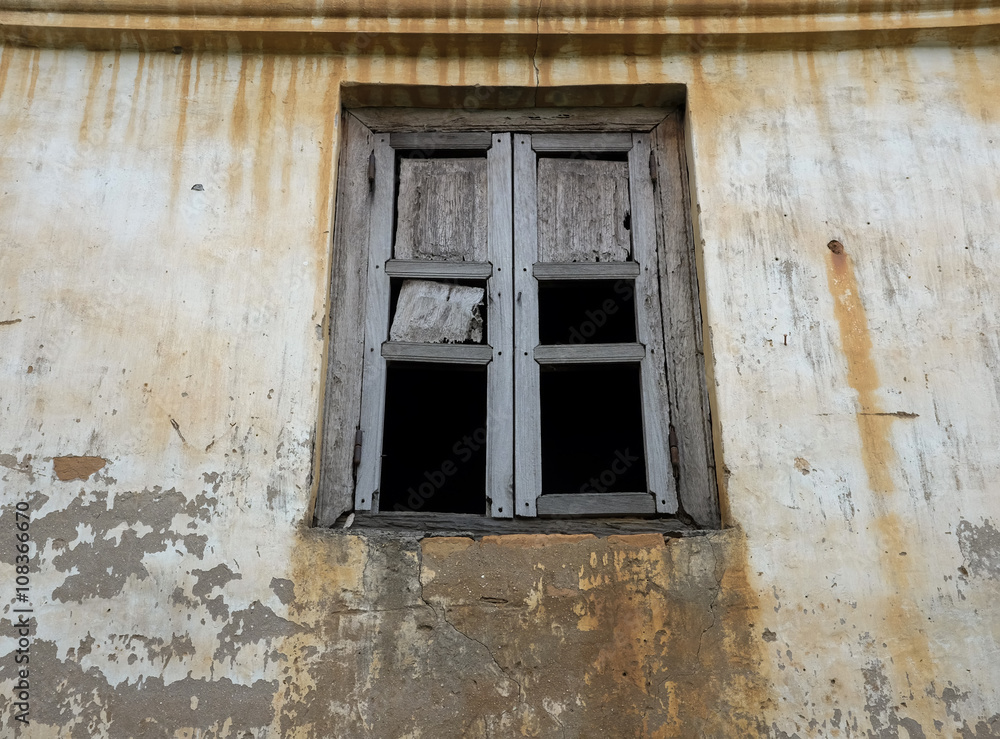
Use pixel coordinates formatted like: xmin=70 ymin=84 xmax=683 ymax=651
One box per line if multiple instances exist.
xmin=317 ymin=108 xmax=719 ymax=530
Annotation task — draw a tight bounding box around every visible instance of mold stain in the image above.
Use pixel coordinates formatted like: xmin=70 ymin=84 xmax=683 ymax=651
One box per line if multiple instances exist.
xmin=826 ymin=241 xmax=937 ymax=721
xmin=171 ymin=52 xmax=194 ymax=192
xmin=78 ymin=51 xmax=107 ymax=146
xmin=0 ymin=46 xmax=13 ymax=100
xmin=125 ymin=51 xmax=146 ymax=142
xmin=103 ymin=50 xmax=121 ymax=130
xmin=26 ymin=48 xmax=41 ymax=104
xmin=951 ymin=46 xmax=999 ymax=124
xmin=228 ymin=55 xmax=253 ymax=198
xmin=280 ymin=56 xmax=299 ymax=198
xmin=253 ymin=54 xmax=277 ymax=214
xmin=314 ymin=67 xmax=340 ymax=264
xmin=825 ymin=240 xmax=896 ymax=495
xmin=870 ymin=510 xmax=935 ymax=712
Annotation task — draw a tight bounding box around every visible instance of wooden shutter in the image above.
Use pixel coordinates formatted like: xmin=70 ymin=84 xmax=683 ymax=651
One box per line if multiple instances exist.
xmin=650 ymin=114 xmax=720 ymax=527
xmin=514 ymin=132 xmax=680 ymax=517
xmin=316 ymin=113 xmax=375 ymax=527
xmin=352 ymin=131 xmax=514 ymax=517
xmin=352 ymin=132 xmax=394 ymax=512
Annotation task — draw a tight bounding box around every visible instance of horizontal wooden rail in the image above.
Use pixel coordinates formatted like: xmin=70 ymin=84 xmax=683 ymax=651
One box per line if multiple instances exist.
xmin=534 ymin=343 xmax=645 ymax=365
xmin=382 ymin=341 xmax=492 ymax=365
xmin=533 ymin=262 xmax=640 ymax=280
xmin=389 ymin=132 xmax=493 ymax=151
xmin=531 ymin=132 xmax=633 ymax=152
xmin=385 ymin=260 xmax=492 ymax=279
xmin=536 ymin=493 xmax=656 ymax=516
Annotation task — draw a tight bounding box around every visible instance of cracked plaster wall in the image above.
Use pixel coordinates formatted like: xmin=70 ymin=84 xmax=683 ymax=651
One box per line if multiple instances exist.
xmin=0 ymin=40 xmax=999 ymax=737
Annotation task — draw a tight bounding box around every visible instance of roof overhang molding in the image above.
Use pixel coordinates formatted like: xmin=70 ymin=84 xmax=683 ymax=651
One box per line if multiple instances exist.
xmin=2 ymin=0 xmax=999 ymax=52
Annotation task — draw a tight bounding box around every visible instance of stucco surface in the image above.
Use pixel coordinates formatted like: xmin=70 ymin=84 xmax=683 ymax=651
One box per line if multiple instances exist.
xmin=0 ymin=40 xmax=999 ymax=737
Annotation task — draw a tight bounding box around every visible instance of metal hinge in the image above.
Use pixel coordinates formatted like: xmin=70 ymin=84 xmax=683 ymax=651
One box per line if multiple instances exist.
xmin=367 ymin=150 xmax=376 ymax=190
xmin=352 ymin=429 xmax=363 ymax=473
xmin=668 ymin=424 xmax=680 ymax=473
xmin=649 ymin=149 xmax=658 ymax=189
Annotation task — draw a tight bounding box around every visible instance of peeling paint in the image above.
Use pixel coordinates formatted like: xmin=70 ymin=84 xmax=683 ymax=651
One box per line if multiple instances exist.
xmin=0 ymin=452 xmax=35 ymax=482
xmin=0 ymin=641 xmax=277 ymax=737
xmin=957 ymin=519 xmax=1000 ymax=580
xmin=269 ymin=577 xmax=295 ymax=605
xmin=214 ymin=601 xmax=303 ymax=663
xmin=0 ymin=489 xmax=213 ymax=603
xmin=52 ymin=455 xmax=107 ymax=482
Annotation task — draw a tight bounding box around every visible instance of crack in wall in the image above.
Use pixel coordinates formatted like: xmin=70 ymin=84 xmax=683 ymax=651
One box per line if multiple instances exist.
xmin=440 ymin=605 xmax=525 ymax=702
xmin=416 ymin=541 xmax=526 ymax=711
xmin=696 ymin=537 xmax=723 ymax=661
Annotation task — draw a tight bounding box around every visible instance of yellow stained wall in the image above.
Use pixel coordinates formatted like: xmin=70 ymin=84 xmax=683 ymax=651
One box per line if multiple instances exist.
xmin=0 ymin=38 xmax=999 ymax=737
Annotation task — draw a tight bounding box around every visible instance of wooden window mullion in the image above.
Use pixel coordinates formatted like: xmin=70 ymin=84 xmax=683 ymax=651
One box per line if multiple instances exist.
xmin=513 ymin=134 xmax=543 ymax=517
xmin=486 ymin=133 xmax=515 ymax=518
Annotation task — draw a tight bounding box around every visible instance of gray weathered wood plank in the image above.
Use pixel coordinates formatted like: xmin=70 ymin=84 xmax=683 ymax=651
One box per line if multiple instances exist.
xmin=354 ymin=136 xmax=396 ymax=512
xmin=651 ymin=116 xmax=720 ymax=527
xmin=385 ymin=259 xmax=492 ymax=279
xmin=330 ymin=512 xmax=700 ymax=537
xmin=395 ymin=158 xmax=488 ymax=261
xmin=388 ymin=280 xmax=484 ymax=344
xmin=533 ymin=261 xmax=639 ymax=280
xmin=537 ymin=158 xmax=631 ymax=263
xmin=389 ymin=131 xmax=492 ymax=150
xmin=536 ymin=493 xmax=656 ymax=516
xmin=629 ymin=132 xmax=680 ymax=515
xmin=316 ymin=113 xmax=374 ymax=527
xmin=534 ymin=343 xmax=645 ymax=364
xmin=381 ymin=342 xmax=493 ymax=365
xmin=514 ymin=135 xmax=543 ymax=516
xmin=486 ymin=133 xmax=515 ymax=518
xmin=531 ymin=132 xmax=633 ymax=152
xmin=352 ymin=107 xmax=672 ymax=133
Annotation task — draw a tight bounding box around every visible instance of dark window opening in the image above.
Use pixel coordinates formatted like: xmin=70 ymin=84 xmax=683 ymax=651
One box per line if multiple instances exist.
xmin=538 ymin=280 xmax=636 ymax=345
xmin=379 ymin=363 xmax=488 ymax=514
xmin=539 ymin=365 xmax=647 ymax=494
xmin=537 ymin=150 xmax=629 ymax=163
xmin=396 ymin=148 xmax=489 ymax=161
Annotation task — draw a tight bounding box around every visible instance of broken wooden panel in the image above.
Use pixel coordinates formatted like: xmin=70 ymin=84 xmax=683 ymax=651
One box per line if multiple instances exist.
xmin=537 ymin=158 xmax=631 ymax=262
xmin=389 ymin=280 xmax=485 ymax=344
xmin=395 ymin=158 xmax=488 ymax=261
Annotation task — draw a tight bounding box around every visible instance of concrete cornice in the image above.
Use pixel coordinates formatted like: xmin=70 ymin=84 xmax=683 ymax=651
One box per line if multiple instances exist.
xmin=1 ymin=0 xmax=998 ymax=17
xmin=2 ymin=0 xmax=999 ymax=51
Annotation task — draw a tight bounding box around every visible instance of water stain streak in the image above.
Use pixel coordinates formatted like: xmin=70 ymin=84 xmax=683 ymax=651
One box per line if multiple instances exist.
xmin=825 ymin=240 xmax=896 ymax=494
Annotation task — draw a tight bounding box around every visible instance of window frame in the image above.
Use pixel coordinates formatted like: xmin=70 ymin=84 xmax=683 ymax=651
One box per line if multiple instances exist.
xmin=315 ymin=106 xmax=719 ymax=531
xmin=354 ymin=130 xmax=514 ymax=518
